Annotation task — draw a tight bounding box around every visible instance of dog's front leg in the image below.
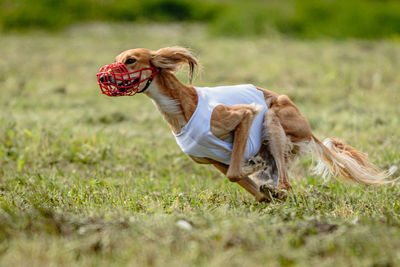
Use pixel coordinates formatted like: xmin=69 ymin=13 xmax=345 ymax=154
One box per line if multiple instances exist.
xmin=213 ymin=162 xmax=270 ymax=202
xmin=210 ymin=103 xmax=263 ymax=181
xmin=225 ymin=104 xmax=263 ymax=182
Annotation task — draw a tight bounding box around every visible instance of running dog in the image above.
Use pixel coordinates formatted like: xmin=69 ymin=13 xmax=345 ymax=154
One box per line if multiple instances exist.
xmin=97 ymin=46 xmax=394 ymax=202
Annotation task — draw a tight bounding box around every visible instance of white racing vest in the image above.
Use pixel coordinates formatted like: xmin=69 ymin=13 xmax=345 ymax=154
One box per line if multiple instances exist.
xmin=173 ymin=84 xmax=267 ymax=165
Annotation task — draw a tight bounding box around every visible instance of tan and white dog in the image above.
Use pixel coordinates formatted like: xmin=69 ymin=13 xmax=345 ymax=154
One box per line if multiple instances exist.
xmin=100 ymin=46 xmax=394 ymax=202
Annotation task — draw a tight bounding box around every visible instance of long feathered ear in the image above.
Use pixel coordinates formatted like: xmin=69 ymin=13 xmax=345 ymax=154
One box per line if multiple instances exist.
xmin=151 ymin=46 xmax=198 ymax=83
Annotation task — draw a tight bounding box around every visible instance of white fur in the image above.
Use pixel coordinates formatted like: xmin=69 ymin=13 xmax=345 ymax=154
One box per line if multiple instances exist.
xmin=144 ymin=82 xmax=188 ymax=131
xmin=146 ymin=83 xmax=182 ymax=116
xmin=309 ymin=138 xmax=395 ymax=184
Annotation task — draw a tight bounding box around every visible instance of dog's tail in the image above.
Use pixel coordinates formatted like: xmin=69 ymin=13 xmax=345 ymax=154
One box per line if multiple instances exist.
xmin=308 ymin=135 xmax=396 ymax=185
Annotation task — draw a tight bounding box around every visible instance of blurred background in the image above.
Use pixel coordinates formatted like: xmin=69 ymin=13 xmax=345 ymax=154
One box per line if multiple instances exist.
xmin=1 ymin=1 xmax=400 ymax=266
xmin=1 ymin=0 xmax=400 ymax=39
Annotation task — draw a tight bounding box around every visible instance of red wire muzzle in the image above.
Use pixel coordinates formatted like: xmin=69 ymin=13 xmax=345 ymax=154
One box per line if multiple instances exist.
xmin=96 ymin=62 xmax=159 ymax=96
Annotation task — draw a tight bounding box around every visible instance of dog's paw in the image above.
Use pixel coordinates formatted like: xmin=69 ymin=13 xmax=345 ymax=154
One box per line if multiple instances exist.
xmin=257 ymin=193 xmax=272 ymax=203
xmin=260 ymin=184 xmax=288 ymax=201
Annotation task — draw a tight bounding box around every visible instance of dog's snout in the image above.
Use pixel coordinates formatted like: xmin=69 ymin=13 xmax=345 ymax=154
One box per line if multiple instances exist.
xmin=99 ymin=75 xmax=108 ymax=83
xmin=99 ymin=74 xmax=116 ymax=85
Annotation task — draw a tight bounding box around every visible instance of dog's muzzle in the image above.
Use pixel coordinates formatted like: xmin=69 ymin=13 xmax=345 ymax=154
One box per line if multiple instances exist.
xmin=96 ymin=62 xmax=159 ymax=96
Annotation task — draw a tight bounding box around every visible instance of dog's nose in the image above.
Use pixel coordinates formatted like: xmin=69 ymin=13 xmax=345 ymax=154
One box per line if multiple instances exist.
xmin=99 ymin=75 xmax=108 ymax=83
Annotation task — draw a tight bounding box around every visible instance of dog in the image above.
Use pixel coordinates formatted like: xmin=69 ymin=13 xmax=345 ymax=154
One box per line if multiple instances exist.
xmin=96 ymin=46 xmax=394 ymax=202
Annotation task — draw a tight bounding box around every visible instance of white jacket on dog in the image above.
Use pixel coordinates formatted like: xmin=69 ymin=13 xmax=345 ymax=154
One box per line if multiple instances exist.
xmin=173 ymin=84 xmax=267 ymax=165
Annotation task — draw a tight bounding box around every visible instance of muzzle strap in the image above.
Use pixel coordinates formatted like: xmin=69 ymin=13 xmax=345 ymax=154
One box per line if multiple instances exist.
xmin=137 ymin=67 xmax=162 ymax=94
xmin=137 ymin=77 xmax=154 ymax=94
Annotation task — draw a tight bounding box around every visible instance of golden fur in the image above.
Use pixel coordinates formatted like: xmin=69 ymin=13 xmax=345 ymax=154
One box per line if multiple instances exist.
xmin=113 ymin=46 xmax=394 ymax=202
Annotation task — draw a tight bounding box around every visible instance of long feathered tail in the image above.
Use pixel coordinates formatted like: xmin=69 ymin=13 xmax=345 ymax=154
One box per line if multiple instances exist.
xmin=309 ymin=135 xmax=397 ymax=185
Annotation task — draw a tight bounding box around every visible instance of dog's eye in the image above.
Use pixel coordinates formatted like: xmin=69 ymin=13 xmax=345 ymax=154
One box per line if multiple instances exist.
xmin=125 ymin=58 xmax=136 ymax=65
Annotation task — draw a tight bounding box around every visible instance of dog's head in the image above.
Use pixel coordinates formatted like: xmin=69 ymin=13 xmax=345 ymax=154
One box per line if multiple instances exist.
xmin=97 ymin=47 xmax=198 ymax=96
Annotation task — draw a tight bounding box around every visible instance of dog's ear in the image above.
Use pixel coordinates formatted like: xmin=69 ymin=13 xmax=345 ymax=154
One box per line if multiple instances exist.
xmin=151 ymin=46 xmax=198 ymax=83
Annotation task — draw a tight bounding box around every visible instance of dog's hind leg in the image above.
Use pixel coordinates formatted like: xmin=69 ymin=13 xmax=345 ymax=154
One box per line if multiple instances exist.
xmin=264 ymin=108 xmax=292 ymax=191
xmin=263 ymin=94 xmax=313 ymax=193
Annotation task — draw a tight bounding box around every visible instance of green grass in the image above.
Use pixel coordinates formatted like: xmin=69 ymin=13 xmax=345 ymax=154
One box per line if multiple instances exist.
xmin=2 ymin=0 xmax=400 ymax=39
xmin=0 ymin=23 xmax=400 ymax=266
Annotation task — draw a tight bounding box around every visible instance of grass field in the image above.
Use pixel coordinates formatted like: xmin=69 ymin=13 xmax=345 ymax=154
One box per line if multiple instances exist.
xmin=1 ymin=23 xmax=400 ymax=266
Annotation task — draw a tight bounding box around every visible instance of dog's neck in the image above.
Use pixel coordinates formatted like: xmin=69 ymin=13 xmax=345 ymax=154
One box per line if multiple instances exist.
xmin=145 ymin=71 xmax=198 ymax=134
